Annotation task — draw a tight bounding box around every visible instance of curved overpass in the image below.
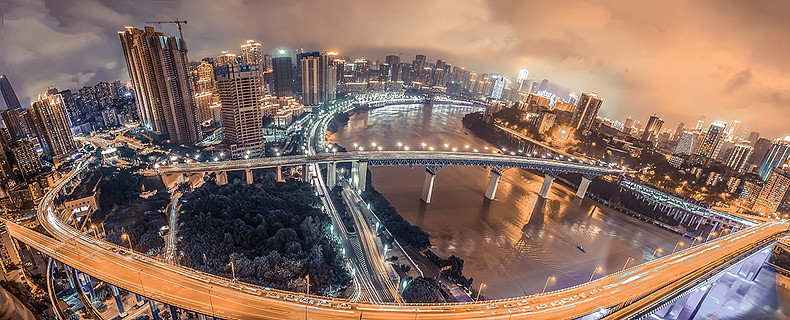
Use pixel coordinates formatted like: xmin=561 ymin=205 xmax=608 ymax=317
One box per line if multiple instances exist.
xmin=5 ymin=152 xmax=787 ymax=319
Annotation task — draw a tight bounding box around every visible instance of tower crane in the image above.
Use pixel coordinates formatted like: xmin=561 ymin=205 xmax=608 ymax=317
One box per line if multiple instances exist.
xmin=145 ymin=20 xmax=188 ymax=39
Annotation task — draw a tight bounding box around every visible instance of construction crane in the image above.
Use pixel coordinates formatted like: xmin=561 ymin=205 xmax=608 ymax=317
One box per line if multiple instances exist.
xmin=145 ymin=20 xmax=188 ymax=39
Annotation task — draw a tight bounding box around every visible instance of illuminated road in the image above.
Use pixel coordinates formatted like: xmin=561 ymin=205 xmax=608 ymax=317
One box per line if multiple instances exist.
xmin=6 ymin=150 xmax=788 ymax=319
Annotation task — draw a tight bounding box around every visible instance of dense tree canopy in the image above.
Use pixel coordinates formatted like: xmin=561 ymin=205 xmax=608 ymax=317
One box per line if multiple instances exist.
xmin=402 ymin=277 xmax=445 ymax=303
xmin=177 ymin=179 xmax=351 ymax=296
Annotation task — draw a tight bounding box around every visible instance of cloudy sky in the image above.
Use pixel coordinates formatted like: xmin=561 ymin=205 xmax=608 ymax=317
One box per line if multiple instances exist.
xmin=1 ymin=0 xmax=788 ymax=138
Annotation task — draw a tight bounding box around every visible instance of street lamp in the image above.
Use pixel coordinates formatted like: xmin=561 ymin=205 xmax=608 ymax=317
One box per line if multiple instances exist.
xmin=649 ymin=248 xmax=663 ymax=261
xmin=691 ymin=236 xmax=703 ymax=246
xmin=121 ymin=233 xmax=133 ymax=251
xmin=589 ymin=267 xmax=602 ymax=282
xmin=621 ymin=257 xmax=634 ymax=271
xmin=671 ymin=242 xmax=684 ymax=254
xmin=542 ymin=276 xmax=555 ymax=294
xmin=476 ymin=283 xmax=486 ymax=301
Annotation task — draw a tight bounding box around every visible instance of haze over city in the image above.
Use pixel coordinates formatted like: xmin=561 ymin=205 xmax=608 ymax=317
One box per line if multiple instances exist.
xmin=2 ymin=0 xmax=790 ymax=137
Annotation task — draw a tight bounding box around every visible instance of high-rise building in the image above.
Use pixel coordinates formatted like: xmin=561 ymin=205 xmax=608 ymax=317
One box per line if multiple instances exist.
xmin=217 ymin=51 xmax=238 ymax=66
xmin=539 ymin=79 xmax=549 ymax=92
xmin=189 ymin=61 xmax=220 ymax=125
xmin=119 ymin=26 xmax=200 ymax=144
xmin=694 ymin=116 xmax=705 ymax=130
xmin=726 ymin=120 xmax=741 ymax=139
xmin=28 ymin=93 xmax=76 ymax=159
xmin=726 ymin=141 xmax=753 ymax=173
xmin=0 ymin=223 xmax=21 ymax=266
xmin=272 ymin=56 xmax=294 ymax=98
xmin=748 ymin=131 xmax=760 ymax=145
xmin=240 ymin=40 xmax=262 ymax=66
xmin=432 ymin=59 xmax=447 ymax=87
xmin=753 ymin=162 xmax=790 ymax=214
xmin=673 ymin=122 xmax=685 ymax=141
xmin=571 ymin=92 xmax=603 ymax=131
xmin=10 ymin=138 xmax=42 ymax=178
xmin=517 ymin=69 xmax=529 ymax=91
xmin=748 ymin=137 xmax=773 ymax=167
xmin=412 ymin=55 xmax=426 ymax=81
xmin=0 ymin=75 xmax=22 ymax=111
xmin=693 ymin=121 xmax=727 ymax=161
xmin=641 ymin=115 xmax=664 ymax=143
xmin=1 ymin=108 xmax=32 ymax=142
xmin=758 ymin=137 xmax=790 ymax=180
xmin=215 ymin=63 xmax=265 ymax=158
xmin=301 ymin=53 xmax=323 ymax=106
xmin=491 ymin=75 xmax=507 ymax=99
xmin=674 ymin=131 xmax=699 ymax=155
xmin=385 ymin=55 xmax=401 ymax=82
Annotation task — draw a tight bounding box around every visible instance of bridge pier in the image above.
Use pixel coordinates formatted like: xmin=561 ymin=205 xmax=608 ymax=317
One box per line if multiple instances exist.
xmin=136 ymin=294 xmax=145 ymax=307
xmin=245 ymin=169 xmax=253 ymax=184
xmin=169 ymin=305 xmax=178 ymax=320
xmin=327 ymin=162 xmax=337 ymax=188
xmin=538 ymin=174 xmax=555 ymax=198
xmin=421 ymin=169 xmax=437 ymax=203
xmin=111 ymin=285 xmax=127 ymax=317
xmin=198 ymin=315 xmax=207 ymax=320
xmin=78 ymin=271 xmax=95 ymax=299
xmin=302 ymin=164 xmax=310 ymax=181
xmin=275 ymin=166 xmax=284 ymax=182
xmin=149 ymin=299 xmax=161 ymax=320
xmin=356 ymin=160 xmax=368 ymax=191
xmin=64 ymin=265 xmax=75 ymax=289
xmin=485 ymin=170 xmax=502 ymax=200
xmin=216 ymin=171 xmax=228 ymax=185
xmin=576 ymin=176 xmax=592 ymax=199
xmin=696 ymin=218 xmax=704 ymax=230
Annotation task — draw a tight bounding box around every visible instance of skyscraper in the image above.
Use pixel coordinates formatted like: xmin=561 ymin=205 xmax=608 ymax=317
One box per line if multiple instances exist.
xmin=693 ymin=121 xmax=727 ymax=161
xmin=215 ymin=63 xmax=264 ymax=158
xmin=673 ymin=122 xmax=685 ymax=141
xmin=571 ymin=92 xmax=603 ymax=131
xmin=748 ymin=137 xmax=772 ymax=167
xmin=641 ymin=115 xmax=664 ymax=143
xmin=432 ymin=59 xmax=447 ymax=86
xmin=517 ymin=69 xmax=529 ymax=91
xmin=10 ymin=138 xmax=41 ymax=178
xmin=301 ymin=53 xmax=323 ymax=106
xmin=758 ymin=137 xmax=790 ymax=180
xmin=539 ymin=79 xmax=549 ymax=92
xmin=753 ymin=162 xmax=790 ymax=214
xmin=216 ymin=51 xmax=238 ymax=66
xmin=726 ymin=141 xmax=753 ymax=173
xmin=189 ymin=61 xmax=220 ymax=125
xmin=385 ymin=55 xmax=401 ymax=82
xmin=119 ymin=26 xmax=200 ymax=144
xmin=726 ymin=120 xmax=741 ymax=139
xmin=0 ymin=75 xmax=22 ymax=110
xmin=674 ymin=131 xmax=699 ymax=155
xmin=272 ymin=56 xmax=294 ymax=98
xmin=28 ymin=93 xmax=76 ymax=160
xmin=1 ymin=108 xmax=32 ymax=141
xmin=748 ymin=132 xmax=760 ymax=145
xmin=490 ymin=76 xmax=507 ymax=99
xmin=240 ymin=40 xmax=262 ymax=66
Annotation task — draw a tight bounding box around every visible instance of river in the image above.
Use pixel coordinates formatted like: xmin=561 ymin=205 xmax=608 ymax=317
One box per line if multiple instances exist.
xmin=329 ymin=102 xmax=691 ymax=299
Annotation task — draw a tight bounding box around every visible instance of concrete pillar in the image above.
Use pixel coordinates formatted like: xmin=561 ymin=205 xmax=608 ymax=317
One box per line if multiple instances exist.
xmin=64 ymin=265 xmax=75 ymax=289
xmin=169 ymin=305 xmax=178 ymax=320
xmin=421 ymin=169 xmax=437 ymax=203
xmin=79 ymin=272 xmax=95 ymax=299
xmin=275 ymin=166 xmax=284 ymax=182
xmin=199 ymin=315 xmax=207 ymax=320
xmin=576 ymin=177 xmax=592 ymax=199
xmin=327 ymin=162 xmax=337 ymax=188
xmin=696 ymin=218 xmax=703 ymax=230
xmin=485 ymin=170 xmax=502 ymax=200
xmin=538 ymin=174 xmax=555 ymax=198
xmin=136 ymin=294 xmax=144 ymax=307
xmin=111 ymin=285 xmax=127 ymax=317
xmin=216 ymin=171 xmax=228 ymax=185
xmin=149 ymin=299 xmax=161 ymax=320
xmin=357 ymin=160 xmax=368 ymax=191
xmin=245 ymin=169 xmax=253 ymax=185
xmin=302 ymin=164 xmax=310 ymax=181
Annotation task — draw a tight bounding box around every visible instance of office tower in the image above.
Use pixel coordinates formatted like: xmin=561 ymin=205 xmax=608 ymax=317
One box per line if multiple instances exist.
xmin=758 ymin=137 xmax=790 ymax=180
xmin=673 ymin=122 xmax=685 ymax=141
xmin=693 ymin=121 xmax=727 ymax=161
xmin=301 ymin=54 xmax=322 ymax=106
xmin=749 ymin=137 xmax=772 ymax=166
xmin=119 ymin=26 xmax=200 ymax=144
xmin=326 ymin=61 xmax=338 ymax=102
xmin=0 ymin=75 xmax=22 ymax=111
xmin=217 ymin=51 xmax=238 ymax=66
xmin=571 ymin=92 xmax=603 ymax=131
xmin=272 ymin=56 xmax=294 ymax=97
xmin=641 ymin=115 xmax=664 ymax=143
xmin=0 ymin=223 xmax=21 ymax=266
xmin=215 ymin=63 xmax=264 ymax=158
xmin=748 ymin=132 xmax=760 ymax=145
xmin=1 ymin=108 xmax=32 ymax=141
xmin=491 ymin=76 xmax=507 ymax=99
xmin=189 ymin=61 xmax=220 ymax=124
xmin=726 ymin=141 xmax=753 ymax=173
xmin=674 ymin=131 xmax=699 ymax=155
xmin=28 ymin=93 xmax=76 ymax=159
xmin=412 ymin=55 xmax=426 ymax=82
xmin=726 ymin=120 xmax=741 ymax=138
xmin=10 ymin=138 xmax=42 ymax=178
xmin=517 ymin=69 xmax=529 ymax=91
xmin=240 ymin=40 xmax=262 ymax=66
xmin=385 ymin=55 xmax=401 ymax=82
xmin=752 ymin=162 xmax=790 ymax=214
xmin=432 ymin=59 xmax=447 ymax=86
xmin=539 ymin=79 xmax=549 ymax=92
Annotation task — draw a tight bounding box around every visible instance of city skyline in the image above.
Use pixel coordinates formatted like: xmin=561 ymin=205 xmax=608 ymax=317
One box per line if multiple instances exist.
xmin=1 ymin=0 xmax=789 ymax=138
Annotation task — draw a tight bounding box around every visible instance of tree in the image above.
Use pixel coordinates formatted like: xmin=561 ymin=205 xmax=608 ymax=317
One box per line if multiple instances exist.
xmin=402 ymin=277 xmax=444 ymax=303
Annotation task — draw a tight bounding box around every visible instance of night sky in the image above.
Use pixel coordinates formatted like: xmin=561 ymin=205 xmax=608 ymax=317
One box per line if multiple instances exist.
xmin=1 ymin=0 xmax=788 ymax=138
